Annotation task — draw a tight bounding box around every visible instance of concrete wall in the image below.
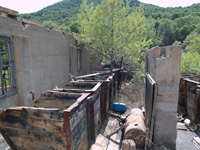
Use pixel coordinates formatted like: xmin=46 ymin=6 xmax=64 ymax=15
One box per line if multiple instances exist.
xmin=0 ymin=15 xmax=91 ymax=108
xmin=146 ymin=46 xmax=181 ymax=149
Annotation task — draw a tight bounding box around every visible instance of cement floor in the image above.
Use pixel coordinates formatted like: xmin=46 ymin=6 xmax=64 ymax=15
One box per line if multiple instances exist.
xmin=176 ymin=129 xmax=198 ymax=150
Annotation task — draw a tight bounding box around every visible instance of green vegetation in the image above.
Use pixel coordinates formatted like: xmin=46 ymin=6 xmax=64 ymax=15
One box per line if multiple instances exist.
xmin=21 ymin=0 xmax=200 ymax=75
xmin=75 ymin=0 xmax=151 ymax=77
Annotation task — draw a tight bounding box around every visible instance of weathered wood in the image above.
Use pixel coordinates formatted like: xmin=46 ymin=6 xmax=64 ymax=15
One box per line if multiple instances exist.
xmin=2 ymin=127 xmax=66 ymax=144
xmin=0 ymin=109 xmax=64 ymax=133
xmin=33 ymin=99 xmax=75 ymax=110
xmin=90 ymin=117 xmax=121 ymax=150
xmin=33 ymin=91 xmax=80 ymax=110
xmin=9 ymin=136 xmax=66 ymax=150
xmin=107 ymin=123 xmax=128 ymax=138
xmin=75 ymin=68 xmax=121 ymax=80
xmin=53 ymin=82 xmax=102 ymax=96
xmin=0 ymin=71 xmax=120 ymax=150
xmin=107 ymin=125 xmax=122 ymax=150
xmin=0 ymin=107 xmax=67 ymax=150
xmin=125 ymin=108 xmax=146 ymax=148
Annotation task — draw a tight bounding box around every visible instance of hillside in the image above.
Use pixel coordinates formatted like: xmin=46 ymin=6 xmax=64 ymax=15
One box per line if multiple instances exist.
xmin=21 ymin=0 xmax=155 ymax=30
xmin=21 ymin=0 xmax=200 ymax=47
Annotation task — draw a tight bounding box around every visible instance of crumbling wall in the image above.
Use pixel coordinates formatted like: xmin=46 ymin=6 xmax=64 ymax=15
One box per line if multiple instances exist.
xmin=0 ymin=14 xmax=91 ymax=108
xmin=146 ymin=46 xmax=181 ymax=149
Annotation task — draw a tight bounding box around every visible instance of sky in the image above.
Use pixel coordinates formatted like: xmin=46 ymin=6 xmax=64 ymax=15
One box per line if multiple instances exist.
xmin=0 ymin=0 xmax=200 ymax=14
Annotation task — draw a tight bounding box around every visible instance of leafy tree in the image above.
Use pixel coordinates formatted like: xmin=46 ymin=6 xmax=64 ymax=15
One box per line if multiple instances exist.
xmin=43 ymin=20 xmax=58 ymax=28
xmin=75 ymin=0 xmax=151 ymax=76
xmin=181 ymin=32 xmax=200 ymax=74
xmin=70 ymin=22 xmax=80 ymax=33
xmin=186 ymin=36 xmax=200 ymax=54
xmin=181 ymin=51 xmax=200 ymax=74
xmin=175 ymin=24 xmax=196 ymax=42
xmin=154 ymin=19 xmax=176 ymax=46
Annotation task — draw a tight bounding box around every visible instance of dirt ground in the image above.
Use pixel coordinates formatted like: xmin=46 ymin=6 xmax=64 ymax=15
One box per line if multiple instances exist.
xmin=114 ymin=79 xmax=145 ymax=115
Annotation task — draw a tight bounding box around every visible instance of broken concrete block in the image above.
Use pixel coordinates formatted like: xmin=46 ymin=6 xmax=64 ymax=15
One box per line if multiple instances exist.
xmin=122 ymin=139 xmax=136 ymax=150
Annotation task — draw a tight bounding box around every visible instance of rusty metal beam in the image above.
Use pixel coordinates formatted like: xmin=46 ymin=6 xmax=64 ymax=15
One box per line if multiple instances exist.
xmin=86 ymin=102 xmax=95 ymax=147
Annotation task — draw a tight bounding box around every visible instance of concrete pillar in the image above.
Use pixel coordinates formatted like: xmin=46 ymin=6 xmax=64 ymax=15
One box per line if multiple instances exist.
xmin=146 ymin=46 xmax=181 ymax=149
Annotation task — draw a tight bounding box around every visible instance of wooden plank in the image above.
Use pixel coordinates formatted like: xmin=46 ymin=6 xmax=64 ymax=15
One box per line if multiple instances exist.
xmin=2 ymin=107 xmax=63 ymax=121
xmin=33 ymin=91 xmax=81 ymax=109
xmin=0 ymin=109 xmax=64 ymax=133
xmin=90 ymin=117 xmax=121 ymax=150
xmin=107 ymin=129 xmax=122 ymax=150
xmin=9 ymin=136 xmax=66 ymax=150
xmin=33 ymin=99 xmax=75 ymax=110
xmin=1 ymin=127 xmax=66 ymax=144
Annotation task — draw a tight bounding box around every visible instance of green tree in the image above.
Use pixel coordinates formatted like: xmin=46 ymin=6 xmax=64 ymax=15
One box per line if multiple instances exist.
xmin=181 ymin=32 xmax=200 ymax=74
xmin=175 ymin=24 xmax=196 ymax=42
xmin=181 ymin=51 xmax=200 ymax=74
xmin=75 ymin=0 xmax=151 ymax=76
xmin=70 ymin=22 xmax=80 ymax=33
xmin=43 ymin=20 xmax=58 ymax=28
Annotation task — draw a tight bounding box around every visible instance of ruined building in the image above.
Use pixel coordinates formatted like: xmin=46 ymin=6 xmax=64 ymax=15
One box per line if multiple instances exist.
xmin=0 ymin=7 xmax=97 ymax=109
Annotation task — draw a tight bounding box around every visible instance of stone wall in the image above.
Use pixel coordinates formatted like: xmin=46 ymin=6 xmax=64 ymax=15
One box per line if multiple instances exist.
xmin=146 ymin=46 xmax=181 ymax=149
xmin=0 ymin=15 xmax=91 ymax=108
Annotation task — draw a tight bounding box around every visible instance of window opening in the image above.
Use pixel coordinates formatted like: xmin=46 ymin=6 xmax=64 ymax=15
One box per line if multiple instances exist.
xmin=0 ymin=35 xmax=16 ymax=98
xmin=77 ymin=49 xmax=82 ymax=72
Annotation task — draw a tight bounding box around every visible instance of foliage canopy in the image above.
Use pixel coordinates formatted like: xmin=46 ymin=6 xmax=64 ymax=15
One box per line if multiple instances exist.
xmin=75 ymin=0 xmax=151 ymax=75
xmin=21 ymin=0 xmax=200 ymax=75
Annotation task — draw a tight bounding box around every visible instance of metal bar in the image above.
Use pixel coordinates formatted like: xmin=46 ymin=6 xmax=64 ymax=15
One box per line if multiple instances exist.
xmin=183 ymin=80 xmax=188 ymax=111
xmin=184 ymin=78 xmax=200 ymax=85
xmin=86 ymin=101 xmax=95 ymax=146
xmin=0 ymin=42 xmax=4 ymax=95
xmin=30 ymin=91 xmax=35 ymax=101
xmin=197 ymin=89 xmax=200 ymax=95
xmin=63 ymin=111 xmax=72 ymax=150
xmin=104 ymin=82 xmax=108 ymax=116
xmin=148 ymin=83 xmax=158 ymax=148
xmin=146 ymin=73 xmax=156 ymax=85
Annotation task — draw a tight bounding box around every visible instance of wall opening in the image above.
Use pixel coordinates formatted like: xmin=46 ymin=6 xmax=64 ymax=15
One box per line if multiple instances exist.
xmin=0 ymin=34 xmax=16 ymax=98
